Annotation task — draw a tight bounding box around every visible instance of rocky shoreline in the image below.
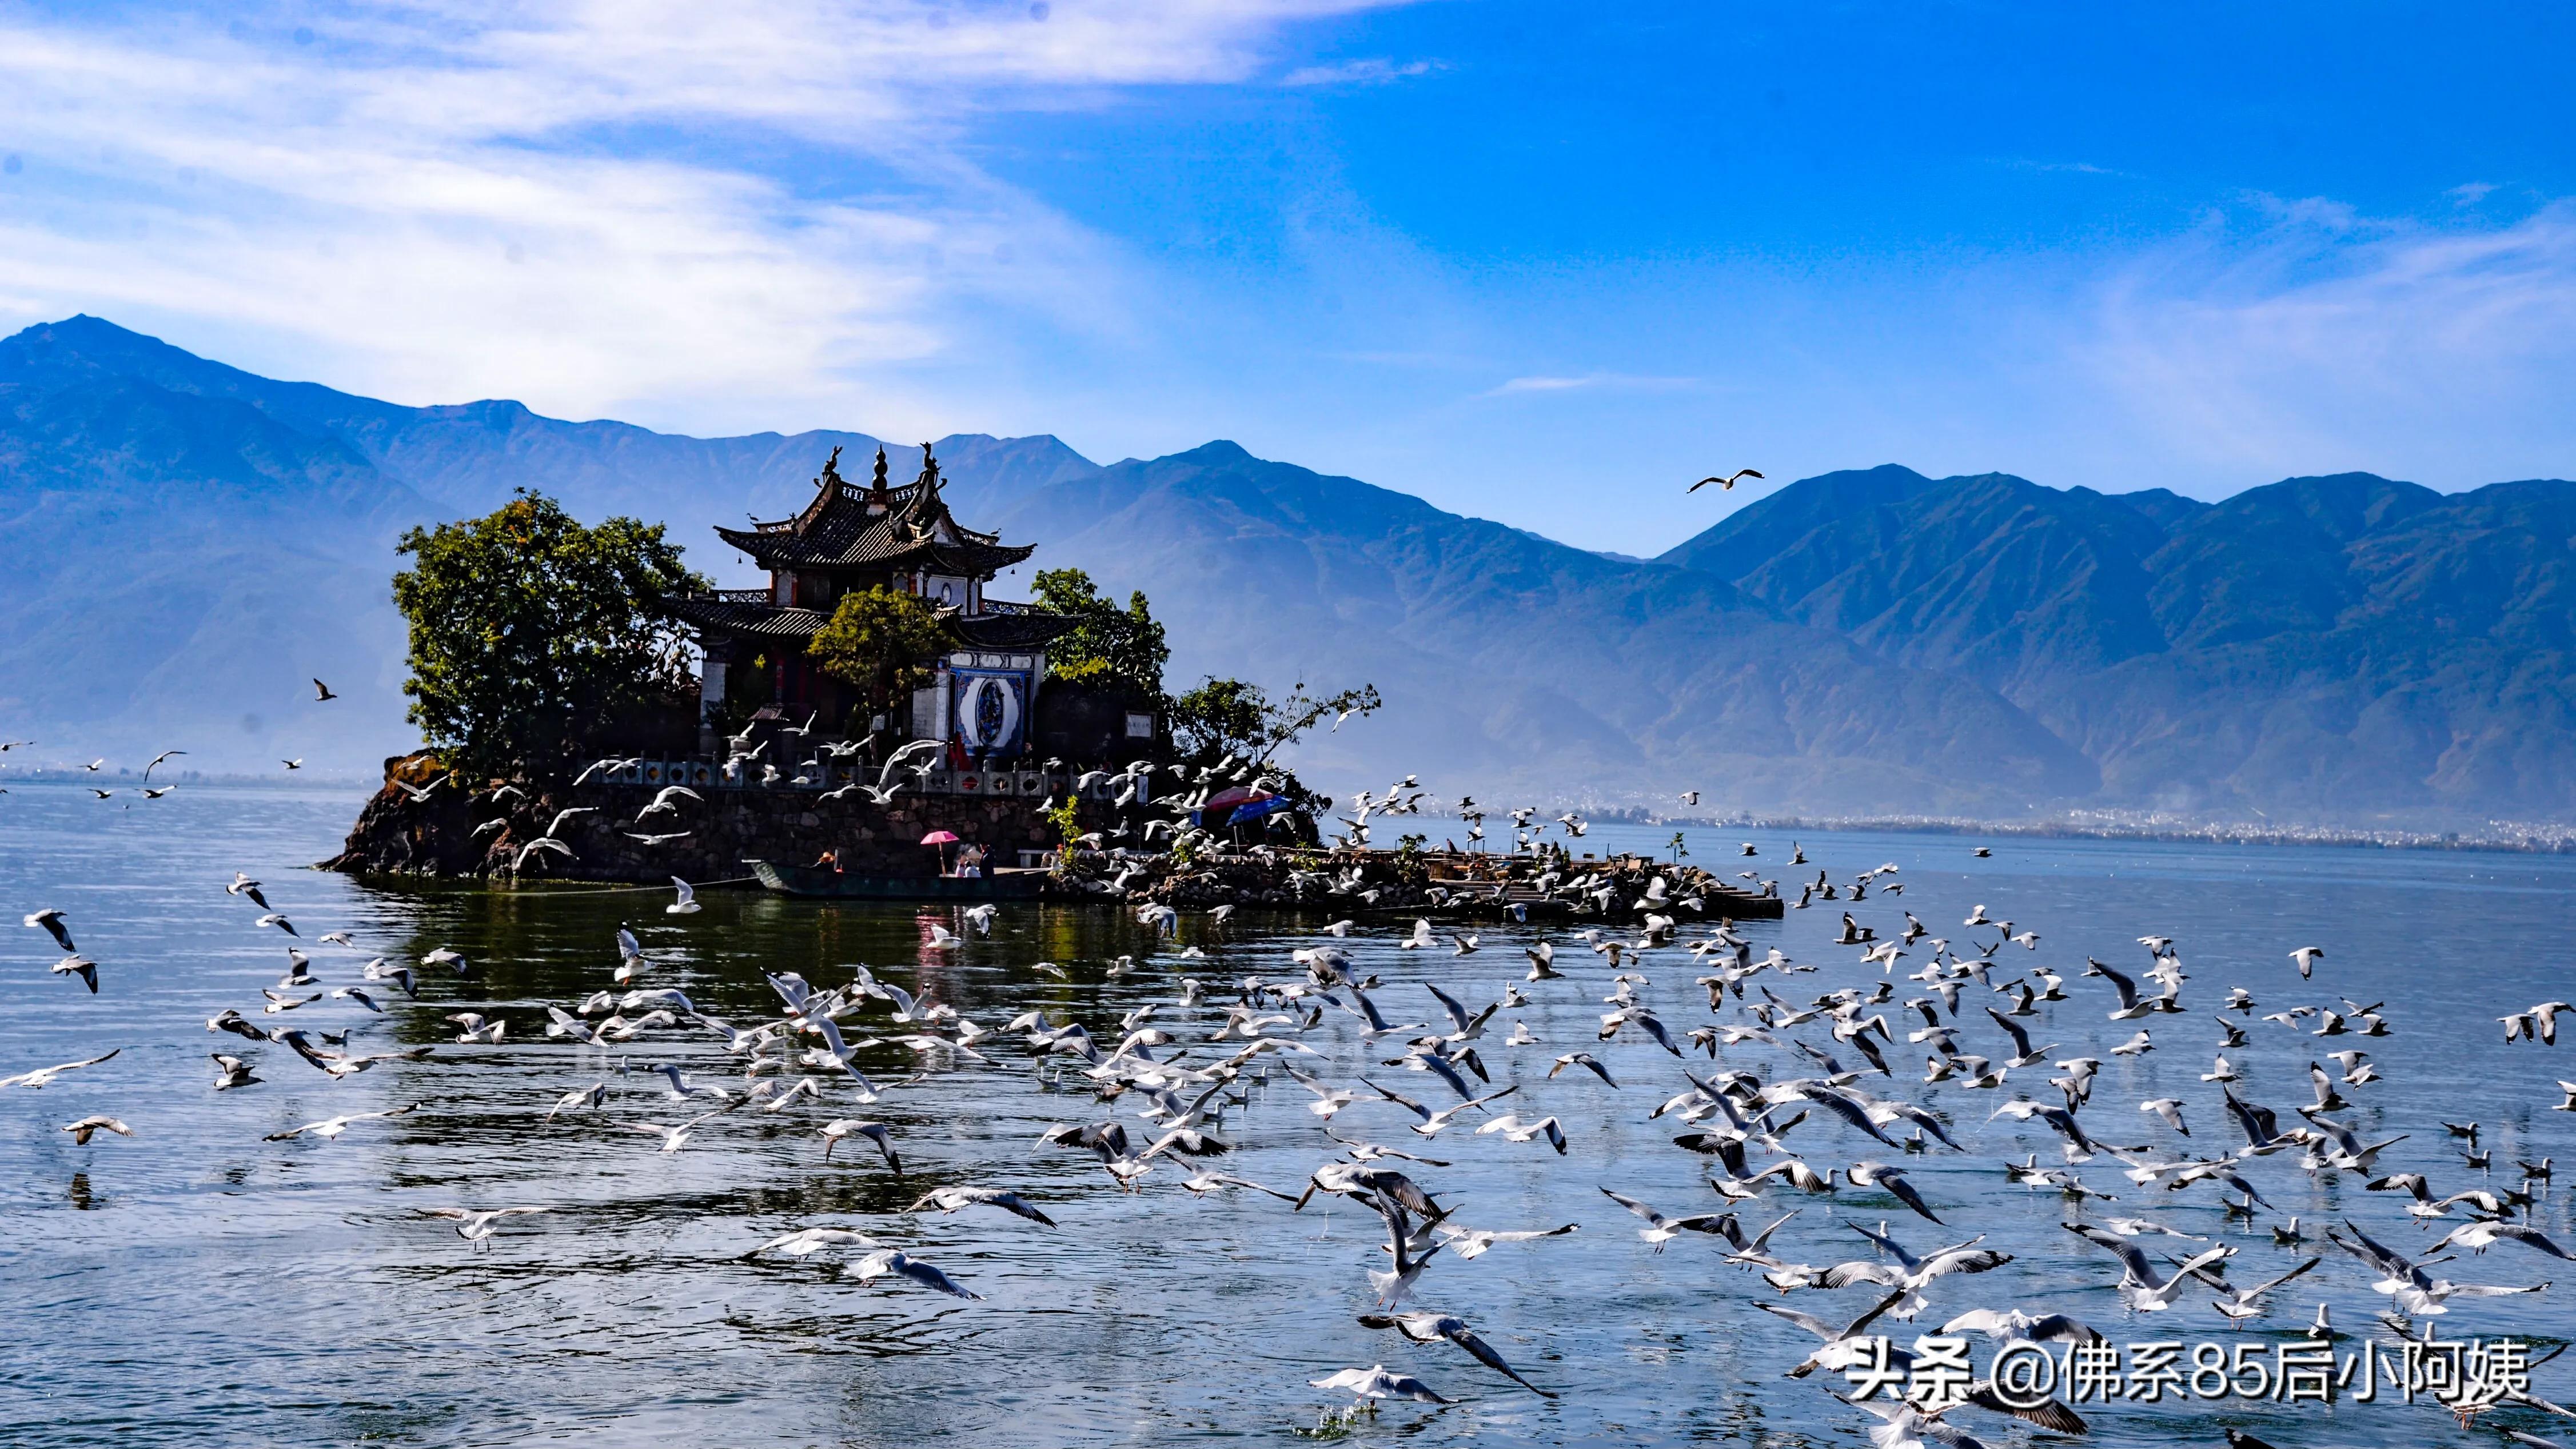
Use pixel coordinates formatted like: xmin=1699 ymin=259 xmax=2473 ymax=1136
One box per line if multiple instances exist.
xmin=324 ymin=754 xmax=1785 ymax=918
xmin=322 ymin=753 xmax=1063 ymax=885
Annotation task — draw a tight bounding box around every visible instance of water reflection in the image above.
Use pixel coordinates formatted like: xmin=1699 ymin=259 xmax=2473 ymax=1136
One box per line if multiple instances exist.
xmin=2 ymin=781 xmax=2574 ymax=1448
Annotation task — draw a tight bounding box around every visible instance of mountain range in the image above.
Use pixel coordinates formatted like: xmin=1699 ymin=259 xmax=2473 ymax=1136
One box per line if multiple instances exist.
xmin=3 ymin=314 xmax=2569 ymax=824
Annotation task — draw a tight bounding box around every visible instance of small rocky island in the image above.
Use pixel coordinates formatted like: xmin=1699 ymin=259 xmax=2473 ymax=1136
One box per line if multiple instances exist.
xmin=325 ymin=442 xmax=1782 ymax=920
xmin=327 ymin=744 xmax=1781 ymax=918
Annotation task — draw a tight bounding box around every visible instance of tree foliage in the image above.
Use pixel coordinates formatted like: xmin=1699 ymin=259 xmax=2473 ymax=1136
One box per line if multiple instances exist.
xmin=1168 ymin=677 xmax=1381 ymax=817
xmin=807 ymin=585 xmax=954 ymax=717
xmin=392 ymin=489 xmax=704 ymax=783
xmin=1032 ymin=567 xmax=1168 ymax=698
xmin=1169 ymin=677 xmax=1382 ymax=765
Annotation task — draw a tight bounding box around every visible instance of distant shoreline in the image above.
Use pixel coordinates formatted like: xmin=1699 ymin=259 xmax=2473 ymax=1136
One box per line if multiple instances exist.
xmin=1586 ymin=811 xmax=2576 ymax=856
xmin=11 ymin=772 xmax=2570 ymax=856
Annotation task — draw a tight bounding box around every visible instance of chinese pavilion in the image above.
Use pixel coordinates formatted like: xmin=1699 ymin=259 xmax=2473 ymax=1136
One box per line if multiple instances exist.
xmin=668 ymin=444 xmax=1074 ymax=761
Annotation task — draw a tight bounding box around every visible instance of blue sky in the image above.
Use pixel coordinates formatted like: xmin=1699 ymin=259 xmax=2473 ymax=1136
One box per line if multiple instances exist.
xmin=2 ymin=1 xmax=2571 ymax=552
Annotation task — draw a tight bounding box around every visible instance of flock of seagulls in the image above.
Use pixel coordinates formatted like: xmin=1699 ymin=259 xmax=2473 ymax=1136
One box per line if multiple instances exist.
xmin=15 ymin=764 xmax=2576 ymax=1445
xmin=3 ymin=677 xmax=337 ymax=801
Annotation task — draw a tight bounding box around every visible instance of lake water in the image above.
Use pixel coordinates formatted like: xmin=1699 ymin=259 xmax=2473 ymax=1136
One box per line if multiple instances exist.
xmin=5 ymin=780 xmax=2576 ymax=1447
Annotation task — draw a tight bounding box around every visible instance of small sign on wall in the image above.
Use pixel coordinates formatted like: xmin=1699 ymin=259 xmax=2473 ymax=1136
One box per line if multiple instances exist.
xmin=1124 ymin=712 xmax=1155 ymax=739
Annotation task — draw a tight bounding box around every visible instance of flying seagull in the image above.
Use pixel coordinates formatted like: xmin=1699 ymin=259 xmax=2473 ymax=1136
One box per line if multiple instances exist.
xmin=854 ymin=1248 xmax=982 ymax=1300
xmin=1310 ymin=1366 xmax=1451 ymax=1406
xmin=0 ymin=1048 xmax=121 ymax=1089
xmin=24 ymin=909 xmax=75 ymax=952
xmin=904 ymin=1185 xmax=1056 ymax=1227
xmin=418 ymin=1206 xmax=550 ymax=1244
xmin=61 ymin=1115 xmax=136 ymax=1145
xmin=1357 ymin=1311 xmax=1557 ymax=1396
xmin=312 ymin=678 xmax=338 ymax=700
xmin=1688 ymin=469 xmax=1764 ymax=494
xmin=264 ymin=1103 xmax=421 ymax=1140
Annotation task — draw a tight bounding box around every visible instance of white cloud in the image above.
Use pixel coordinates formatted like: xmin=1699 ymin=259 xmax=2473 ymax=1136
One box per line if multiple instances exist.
xmin=2083 ymin=198 xmax=2576 ymax=482
xmin=1281 ymin=56 xmax=1439 ymax=86
xmin=0 ymin=1 xmax=1412 ymax=432
xmin=1484 ymin=372 xmax=1700 ymax=397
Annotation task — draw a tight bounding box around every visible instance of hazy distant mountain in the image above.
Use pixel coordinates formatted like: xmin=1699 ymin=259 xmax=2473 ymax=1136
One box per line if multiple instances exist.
xmin=0 ymin=318 xmax=1088 ymax=775
xmin=1660 ymin=464 xmax=2576 ymax=817
xmin=979 ymin=442 xmax=2091 ymax=812
xmin=6 ymin=316 xmax=2570 ymax=822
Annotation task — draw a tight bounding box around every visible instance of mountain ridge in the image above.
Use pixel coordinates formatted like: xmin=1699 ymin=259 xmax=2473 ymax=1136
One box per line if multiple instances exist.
xmin=5 ymin=316 xmax=2569 ymax=823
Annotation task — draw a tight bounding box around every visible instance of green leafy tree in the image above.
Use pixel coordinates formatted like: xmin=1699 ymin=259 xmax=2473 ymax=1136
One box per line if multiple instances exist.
xmin=1169 ymin=678 xmax=1381 ymax=767
xmin=392 ymin=490 xmax=704 ymax=784
xmin=1032 ymin=567 xmax=1168 ymax=697
xmin=1167 ymin=677 xmax=1382 ymax=817
xmin=807 ymin=585 xmax=954 ymax=725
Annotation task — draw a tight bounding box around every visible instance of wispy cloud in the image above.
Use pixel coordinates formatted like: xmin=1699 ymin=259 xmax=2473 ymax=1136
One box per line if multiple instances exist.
xmin=1485 ymin=372 xmax=1699 ymax=397
xmin=1281 ymin=56 xmax=1440 ymax=86
xmin=0 ymin=1 xmax=1413 ymax=432
xmin=2081 ymin=197 xmax=2576 ymax=480
xmin=1993 ymin=157 xmax=2137 ymax=179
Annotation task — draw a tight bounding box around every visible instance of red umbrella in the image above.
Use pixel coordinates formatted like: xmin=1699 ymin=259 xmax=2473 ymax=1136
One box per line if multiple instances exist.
xmin=920 ymin=829 xmax=960 ymax=874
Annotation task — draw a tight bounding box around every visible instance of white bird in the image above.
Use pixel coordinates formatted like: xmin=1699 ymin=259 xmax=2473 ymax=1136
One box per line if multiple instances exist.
xmin=0 ymin=1048 xmax=121 ymax=1089
xmin=752 ymin=1226 xmax=879 ymax=1258
xmin=1432 ymin=1223 xmax=1578 ymax=1260
xmin=264 ymin=1103 xmax=421 ymax=1140
xmin=62 ymin=1115 xmax=136 ymax=1145
xmin=667 ymin=877 xmax=701 ymax=914
xmin=25 ymin=908 xmax=76 ymax=952
xmin=611 ymin=1106 xmax=737 ymax=1153
xmin=1474 ymin=1113 xmax=1568 ymax=1154
xmin=820 ymin=1119 xmax=903 ymax=1173
xmin=1599 ymin=1187 xmax=1732 ymax=1250
xmin=1357 ymin=1311 xmax=1557 ymax=1397
xmin=546 ymin=1083 xmax=609 ymax=1119
xmin=2212 ymin=1256 xmax=2323 ymax=1324
xmin=854 ymin=1248 xmax=981 ymax=1299
xmin=1309 ymin=1366 xmax=1450 ymax=1405
xmin=2289 ymin=945 xmax=2324 ymax=979
xmin=904 ymin=1185 xmax=1057 ymax=1227
xmin=419 ymin=1205 xmax=549 ymax=1244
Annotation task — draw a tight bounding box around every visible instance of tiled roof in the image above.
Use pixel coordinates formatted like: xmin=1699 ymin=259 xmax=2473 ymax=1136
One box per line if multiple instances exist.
xmin=665 ymin=596 xmax=829 ymax=640
xmin=951 ymin=611 xmax=1077 ymax=648
xmin=715 ymin=520 xmax=1035 ymax=574
xmin=716 ymin=449 xmax=1031 ymax=575
xmin=667 ymin=596 xmax=1075 ymax=650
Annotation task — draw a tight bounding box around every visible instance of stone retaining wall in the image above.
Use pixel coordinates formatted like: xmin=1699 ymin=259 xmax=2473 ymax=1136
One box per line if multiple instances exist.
xmin=322 ymin=753 xmax=1058 ymax=884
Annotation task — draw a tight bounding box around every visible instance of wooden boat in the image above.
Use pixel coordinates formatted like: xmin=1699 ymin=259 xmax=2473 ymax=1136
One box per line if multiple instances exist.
xmin=747 ymin=860 xmax=1047 ymax=901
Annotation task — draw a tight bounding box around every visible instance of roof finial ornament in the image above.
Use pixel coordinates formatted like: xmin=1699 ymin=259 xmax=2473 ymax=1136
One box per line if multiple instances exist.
xmin=816 ymin=445 xmax=846 ymax=493
xmin=870 ymin=445 xmax=891 ymax=505
xmin=918 ymin=441 xmax=941 ymax=494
